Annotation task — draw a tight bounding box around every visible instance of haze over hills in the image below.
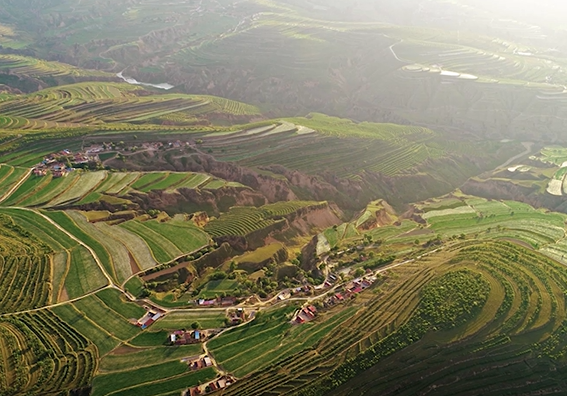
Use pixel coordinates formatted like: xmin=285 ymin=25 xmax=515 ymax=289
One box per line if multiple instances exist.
xmin=3 ymin=1 xmax=567 ymax=395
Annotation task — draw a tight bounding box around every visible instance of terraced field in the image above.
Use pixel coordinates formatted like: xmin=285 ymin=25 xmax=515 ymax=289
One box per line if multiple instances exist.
xmin=119 ymin=217 xmax=210 ymax=263
xmin=205 ymin=201 xmax=324 ymax=237
xmin=418 ymin=196 xmax=567 ymax=265
xmin=0 ymin=54 xmax=113 ymax=79
xmin=198 ymin=114 xmax=517 ymax=179
xmin=1 ymin=169 xmax=236 ymax=210
xmin=0 ymin=81 xmax=260 ymax=132
xmin=0 ymin=310 xmax=97 ymax=395
xmin=0 ymin=213 xmax=52 ymax=313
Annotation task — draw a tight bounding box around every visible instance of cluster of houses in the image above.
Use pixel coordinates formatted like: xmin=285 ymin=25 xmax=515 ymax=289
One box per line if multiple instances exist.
xmin=33 ymin=149 xmax=99 ymax=178
xmin=226 ymin=307 xmax=248 ymax=325
xmin=185 ymin=375 xmax=236 ymax=396
xmin=325 ymin=277 xmax=375 ymax=307
xmin=197 ymin=296 xmax=237 ymax=307
xmin=294 ymin=305 xmax=318 ymax=324
xmin=136 ymin=310 xmax=164 ymax=329
xmin=277 ymin=285 xmax=312 ymax=301
xmin=186 ymin=354 xmax=214 ymax=370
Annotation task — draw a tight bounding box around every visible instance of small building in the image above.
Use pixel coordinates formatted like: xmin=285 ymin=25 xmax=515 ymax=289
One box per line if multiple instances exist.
xmin=137 ymin=311 xmax=162 ymax=329
xmin=33 ymin=168 xmax=47 ymax=177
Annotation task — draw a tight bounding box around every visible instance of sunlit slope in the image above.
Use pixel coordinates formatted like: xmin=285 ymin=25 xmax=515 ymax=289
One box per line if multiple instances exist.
xmin=219 ymin=241 xmax=567 ymax=395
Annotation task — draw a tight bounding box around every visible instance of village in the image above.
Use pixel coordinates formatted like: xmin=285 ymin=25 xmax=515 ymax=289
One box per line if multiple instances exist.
xmin=33 ymin=149 xmax=98 ymax=177
xmin=32 ymin=140 xmax=197 ymax=178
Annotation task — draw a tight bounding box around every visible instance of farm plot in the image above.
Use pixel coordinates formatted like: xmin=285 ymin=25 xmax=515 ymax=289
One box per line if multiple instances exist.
xmin=51 ymin=251 xmax=69 ymax=303
xmin=0 ymin=165 xmax=28 ymax=201
xmin=101 ymin=172 xmax=141 ymax=195
xmin=175 ymin=173 xmax=211 ymax=189
xmin=139 ymin=218 xmax=210 ymax=253
xmin=91 ymin=365 xmax=216 ymax=396
xmin=119 ymin=220 xmax=183 ymax=263
xmin=0 ymin=253 xmax=50 ymax=313
xmin=51 ymin=303 xmax=121 ymax=356
xmin=0 ymin=207 xmax=77 ymax=251
xmin=99 ymin=343 xmax=203 ymax=372
xmin=45 ymin=171 xmax=107 ymax=207
xmin=2 ymin=172 xmax=52 ymax=206
xmin=42 ymin=210 xmax=116 ymax=282
xmin=66 ymin=210 xmax=133 ymax=283
xmin=138 ymin=172 xmax=189 ymax=191
xmin=95 ymin=288 xmax=145 ymax=320
xmin=130 ymin=172 xmax=168 ymax=191
xmin=73 ymin=295 xmax=141 ymax=340
xmin=94 ymin=222 xmax=158 ymax=270
xmin=18 ymin=172 xmax=80 ymax=207
xmin=198 ymin=279 xmax=239 ymax=299
xmin=65 ymin=245 xmax=107 ymax=299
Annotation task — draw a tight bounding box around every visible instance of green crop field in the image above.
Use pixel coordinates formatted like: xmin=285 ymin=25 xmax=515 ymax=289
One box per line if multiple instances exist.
xmin=94 ymin=222 xmax=158 ymax=270
xmin=0 ymin=208 xmax=77 ymax=251
xmin=42 ymin=210 xmax=115 ymax=280
xmin=51 ymin=303 xmax=122 ymax=356
xmin=119 ymin=220 xmax=183 ymax=263
xmin=99 ymin=343 xmax=202 ymax=372
xmin=66 ymin=211 xmax=133 ymax=283
xmin=65 ymin=245 xmax=107 ymax=299
xmin=73 ymin=295 xmax=141 ymax=340
xmin=139 ymin=218 xmax=210 ymax=253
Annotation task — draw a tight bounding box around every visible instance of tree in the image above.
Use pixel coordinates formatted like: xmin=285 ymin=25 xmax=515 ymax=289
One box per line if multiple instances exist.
xmin=191 ymin=321 xmax=200 ymax=330
xmin=354 ymin=268 xmax=365 ymax=278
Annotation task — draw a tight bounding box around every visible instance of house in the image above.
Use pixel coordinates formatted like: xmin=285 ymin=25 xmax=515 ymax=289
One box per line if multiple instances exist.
xmin=220 ymin=297 xmax=236 ymax=306
xmin=137 ymin=311 xmax=162 ymax=329
xmin=198 ymin=299 xmax=216 ymax=306
xmin=203 ymin=356 xmax=213 ymax=367
xmin=52 ymin=169 xmax=69 ymax=178
xmin=335 ymin=293 xmax=344 ymax=301
xmin=33 ymin=168 xmax=47 ymax=176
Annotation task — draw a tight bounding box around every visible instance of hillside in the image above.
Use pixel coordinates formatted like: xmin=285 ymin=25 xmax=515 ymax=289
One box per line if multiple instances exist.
xmin=3 ymin=1 xmax=567 ymax=395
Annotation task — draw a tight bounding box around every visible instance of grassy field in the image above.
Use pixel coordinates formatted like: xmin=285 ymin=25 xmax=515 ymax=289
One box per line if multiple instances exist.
xmin=99 ymin=343 xmax=203 ymax=372
xmin=93 ymin=366 xmax=216 ymax=396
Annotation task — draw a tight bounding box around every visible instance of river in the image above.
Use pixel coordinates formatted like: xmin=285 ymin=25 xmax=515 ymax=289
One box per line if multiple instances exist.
xmin=116 ymin=71 xmax=175 ymax=90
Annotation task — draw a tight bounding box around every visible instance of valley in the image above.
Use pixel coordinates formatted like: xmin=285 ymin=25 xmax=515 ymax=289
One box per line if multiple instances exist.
xmin=2 ymin=0 xmax=567 ymax=395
